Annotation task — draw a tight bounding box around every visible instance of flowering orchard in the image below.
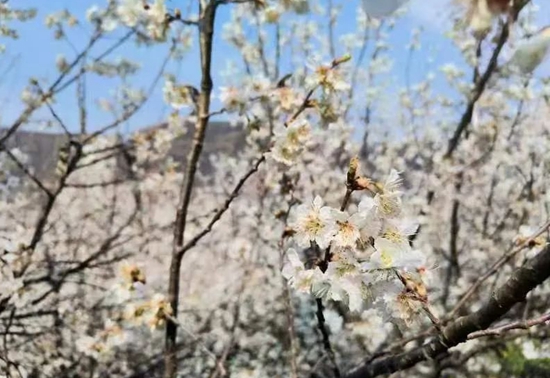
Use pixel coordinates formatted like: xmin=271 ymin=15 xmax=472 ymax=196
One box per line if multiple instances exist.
xmin=1 ymin=0 xmax=550 ymax=377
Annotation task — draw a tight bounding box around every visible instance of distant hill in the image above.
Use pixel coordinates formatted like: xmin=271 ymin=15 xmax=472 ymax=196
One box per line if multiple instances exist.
xmin=1 ymin=121 xmax=246 ymax=180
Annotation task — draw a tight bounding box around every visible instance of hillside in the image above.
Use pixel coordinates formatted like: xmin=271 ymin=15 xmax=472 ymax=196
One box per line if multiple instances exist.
xmin=1 ymin=121 xmax=246 ymax=180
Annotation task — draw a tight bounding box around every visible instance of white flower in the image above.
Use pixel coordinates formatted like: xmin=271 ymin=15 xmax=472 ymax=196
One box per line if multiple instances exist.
xmin=103 ymin=320 xmax=127 ymax=348
xmin=440 ymin=63 xmax=464 ymax=82
xmin=274 ymin=87 xmax=300 ymax=112
xmin=145 ymin=293 xmax=172 ymax=330
xmin=380 ymin=169 xmax=403 ymax=194
xmin=331 ymin=210 xmax=367 ymax=248
xmin=270 ymin=141 xmax=301 ymax=166
xmin=522 ymin=340 xmax=539 ymax=359
xmin=0 ymin=270 xmax=23 ymax=302
xmin=516 ymin=225 xmax=536 ymax=243
xmin=379 ymin=289 xmax=422 ymax=325
xmin=56 ymin=54 xmax=69 ymax=72
xmin=306 ymin=61 xmax=350 ymax=94
xmin=350 ymin=309 xmax=387 ymax=348
xmin=324 ymin=262 xmax=364 ymax=312
xmin=373 ymin=169 xmax=404 ymax=219
xmin=467 ymin=0 xmax=494 ymax=36
xmin=263 ymin=6 xmax=281 ymax=24
xmin=364 ymin=238 xmax=424 ymax=270
xmin=163 ymin=79 xmax=194 ymax=109
xmin=120 ymin=262 xmax=146 ymax=286
xmin=76 ymin=335 xmax=107 ymax=358
xmin=358 ymin=197 xmax=382 ymax=239
xmin=86 ymin=5 xmax=101 ymax=23
xmin=0 ymin=237 xmax=16 ymax=253
xmin=324 ymin=309 xmax=343 ymax=334
xmin=522 ymin=340 xmax=550 ymax=359
xmin=117 ymin=0 xmax=142 ymax=27
xmin=101 ymin=17 xmax=119 ymax=32
xmin=219 ymin=86 xmax=244 ymax=112
xmin=291 ymin=196 xmax=335 ymax=248
xmin=146 ymin=0 xmax=166 ymax=24
xmin=279 ymin=119 xmax=311 ymax=148
xmin=379 ymin=218 xmax=418 ymax=250
xmin=269 ymin=120 xmax=311 ymax=166
xmin=507 ymin=27 xmax=550 ymax=75
xmin=124 ymin=302 xmax=148 ymax=325
xmin=282 ymin=248 xmax=322 ymax=293
xmin=515 ymin=224 xmax=546 ymax=258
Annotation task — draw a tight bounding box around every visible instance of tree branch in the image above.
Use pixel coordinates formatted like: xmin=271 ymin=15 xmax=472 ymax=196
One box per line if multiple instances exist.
xmin=164 ymin=2 xmax=218 ymax=377
xmin=467 ymin=312 xmax=550 ymax=340
xmin=344 ymin=244 xmax=550 ymax=378
xmin=444 ymin=22 xmax=509 ymax=159
xmin=176 ymin=155 xmax=265 ymax=256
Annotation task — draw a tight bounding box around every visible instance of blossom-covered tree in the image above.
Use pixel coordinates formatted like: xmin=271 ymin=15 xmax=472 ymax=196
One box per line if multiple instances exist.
xmin=1 ymin=0 xmax=550 ymax=377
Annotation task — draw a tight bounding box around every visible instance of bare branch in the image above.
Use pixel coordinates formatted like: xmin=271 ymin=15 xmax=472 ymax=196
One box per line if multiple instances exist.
xmin=468 ymin=312 xmax=550 ymax=340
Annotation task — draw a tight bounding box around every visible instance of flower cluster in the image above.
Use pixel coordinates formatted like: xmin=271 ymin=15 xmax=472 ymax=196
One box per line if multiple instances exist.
xmin=163 ymin=76 xmax=197 ymax=109
xmin=77 ymin=263 xmax=173 ymax=357
xmin=0 ymin=2 xmax=36 ymax=52
xmin=306 ymin=56 xmax=352 ymax=94
xmin=0 ymin=239 xmax=25 ymax=307
xmin=269 ymin=119 xmax=312 ymax=166
xmin=283 ymin=169 xmax=428 ymax=321
xmin=87 ymin=0 xmax=168 ymax=40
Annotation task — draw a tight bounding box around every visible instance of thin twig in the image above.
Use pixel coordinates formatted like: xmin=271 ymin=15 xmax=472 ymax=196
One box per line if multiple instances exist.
xmin=448 ymin=218 xmax=550 ymax=319
xmin=177 ymin=155 xmax=265 ymax=257
xmin=467 ymin=312 xmax=550 ymax=340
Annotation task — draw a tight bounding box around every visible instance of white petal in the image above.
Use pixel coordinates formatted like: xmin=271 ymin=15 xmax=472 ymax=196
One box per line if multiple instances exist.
xmin=294 ymin=203 xmax=310 ymax=218
xmin=374 ymin=237 xmax=402 ymax=255
xmin=312 ymin=195 xmax=324 ymax=209
xmin=340 ymin=279 xmax=363 ymax=312
xmin=286 ymin=248 xmax=303 ymax=270
xmin=349 ymin=212 xmax=368 ymax=229
xmin=394 ymin=249 xmax=425 ymax=269
xmin=331 ymin=209 xmax=349 ymax=222
xmin=294 ymin=233 xmax=312 ymax=248
xmin=315 ymin=232 xmax=333 ymax=249
xmin=384 ymin=169 xmax=403 ymax=192
xmin=508 ymin=27 xmax=550 ymax=74
xmin=319 ymin=206 xmax=335 ymax=222
xmin=397 ymin=218 xmax=419 ymax=236
xmin=358 ymin=197 xmax=376 ymax=213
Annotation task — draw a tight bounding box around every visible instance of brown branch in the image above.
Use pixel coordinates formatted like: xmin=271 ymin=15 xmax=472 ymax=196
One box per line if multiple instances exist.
xmin=344 ymin=244 xmax=550 ymax=378
xmin=176 ymin=155 xmax=265 ymax=256
xmin=3 ymin=148 xmax=52 ymax=197
xmin=467 ymin=312 xmax=550 ymax=340
xmin=444 ymin=22 xmax=509 ymax=159
xmin=84 ymin=40 xmax=173 ymax=143
xmin=285 ymin=55 xmax=350 ymax=127
xmin=65 ymin=179 xmax=128 ymax=188
xmin=441 ymin=176 xmax=462 ymax=308
xmin=277 ymin=195 xmax=299 ymax=378
xmin=444 ymin=1 xmax=530 ymax=158
xmin=313 ymin=163 xmax=357 ymax=378
xmin=164 ymin=2 xmax=218 ymax=377
xmin=448 ymin=218 xmax=550 ymax=319
xmin=315 ymin=298 xmax=341 ymax=378
xmin=0 ymin=32 xmax=101 ymax=149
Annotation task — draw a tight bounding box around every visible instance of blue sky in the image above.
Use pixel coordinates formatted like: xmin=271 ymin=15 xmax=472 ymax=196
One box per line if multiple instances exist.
xmin=0 ymin=0 xmax=548 ymax=134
